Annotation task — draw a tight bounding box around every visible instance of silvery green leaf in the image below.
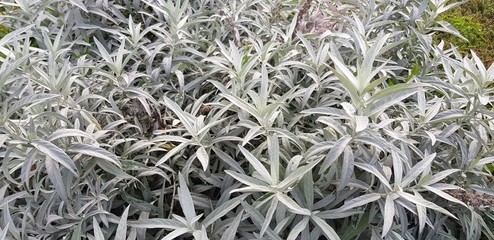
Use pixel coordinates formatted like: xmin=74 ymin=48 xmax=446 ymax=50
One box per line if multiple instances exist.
xmin=422 ymin=186 xmax=467 ymax=207
xmin=93 ymin=218 xmax=105 ymax=239
xmin=196 ymin=146 xmax=209 ymax=172
xmin=178 ymin=172 xmax=197 ymax=223
xmin=47 ymin=129 xmax=95 ymax=142
xmin=301 ymin=107 xmax=349 ymax=119
xmin=69 ymin=144 xmax=121 ymax=167
xmin=162 ymin=96 xmax=197 ymax=136
xmin=128 ymin=219 xmax=184 ymax=229
xmin=277 ymin=158 xmax=322 ymax=191
xmin=203 ymin=195 xmax=246 ymax=227
xmin=94 ymin=158 xmax=133 ymax=179
xmin=230 ymin=186 xmax=275 ymax=193
xmin=242 ymin=126 xmax=263 ymax=146
xmin=332 ymin=193 xmax=381 ymax=212
xmin=320 ymin=135 xmax=352 ymax=174
xmin=316 ymin=209 xmax=362 ymax=219
xmin=192 ymin=226 xmax=208 ymax=240
xmin=354 ymin=115 xmax=368 ymax=133
xmin=270 ymin=128 xmax=306 ymax=151
xmin=45 ymin=156 xmax=67 ymax=201
xmin=32 ymin=140 xmax=78 ymax=176
xmin=338 ymin=147 xmax=354 ymax=191
xmin=260 ymin=195 xmax=278 ymax=237
xmin=341 ymin=102 xmax=356 ymax=116
xmin=6 ymin=94 xmax=58 ymax=120
xmin=401 ymin=153 xmax=436 ymax=188
xmin=358 ymin=33 xmax=390 ymax=91
xmin=276 ymin=192 xmax=311 ymax=216
xmin=220 ymin=211 xmax=243 ymax=240
xmin=156 ymin=141 xmax=190 ymax=166
xmin=226 ymin=171 xmax=274 ymax=193
xmin=354 ymin=162 xmax=392 ymax=190
xmin=287 ymin=216 xmax=310 ymax=240
xmin=432 ymin=21 xmax=468 ymax=41
xmin=241 ymin=202 xmax=283 ymax=240
xmin=93 ymin=37 xmax=113 ymax=64
xmin=115 ymin=205 xmax=130 ymax=240
xmin=69 ymin=0 xmax=88 ymax=12
xmin=161 ymin=228 xmax=189 ymax=240
xmin=328 ymin=50 xmax=358 ymax=88
xmin=238 ymin=145 xmax=272 ymax=184
xmin=311 ymin=216 xmax=341 ymax=240
xmin=71 ymin=224 xmax=82 ymax=240
xmin=363 ymin=83 xmax=423 ymax=116
xmin=219 ymin=93 xmax=262 ymax=122
xmin=470 ymin=185 xmax=494 ymax=196
xmin=212 ymin=147 xmax=244 ymax=173
xmin=469 ymin=156 xmax=494 ymax=170
xmin=0 ymin=135 xmax=8 ymax=147
xmin=268 ymin=134 xmax=280 ymax=184
xmin=397 ymin=192 xmax=457 ymax=219
xmin=382 ymin=195 xmax=395 ymax=237
xmin=422 ymin=169 xmax=460 ymax=186
xmin=0 ymin=223 xmax=9 ymax=240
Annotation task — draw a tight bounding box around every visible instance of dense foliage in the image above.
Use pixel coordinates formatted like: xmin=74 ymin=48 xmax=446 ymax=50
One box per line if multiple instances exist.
xmin=1 ymin=0 xmax=494 ymax=239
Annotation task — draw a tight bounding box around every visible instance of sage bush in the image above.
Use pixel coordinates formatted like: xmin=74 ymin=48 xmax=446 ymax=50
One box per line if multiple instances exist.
xmin=1 ymin=0 xmax=494 ymax=239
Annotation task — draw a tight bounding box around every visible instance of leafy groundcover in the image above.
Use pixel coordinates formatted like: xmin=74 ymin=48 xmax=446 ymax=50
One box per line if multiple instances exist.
xmin=1 ymin=0 xmax=494 ymax=239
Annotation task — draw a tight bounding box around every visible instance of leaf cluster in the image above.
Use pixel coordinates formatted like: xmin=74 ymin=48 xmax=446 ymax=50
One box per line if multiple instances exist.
xmin=1 ymin=0 xmax=494 ymax=239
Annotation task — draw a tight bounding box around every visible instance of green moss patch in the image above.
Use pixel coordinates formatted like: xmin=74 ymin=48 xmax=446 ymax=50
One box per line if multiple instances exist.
xmin=435 ymin=0 xmax=494 ymax=65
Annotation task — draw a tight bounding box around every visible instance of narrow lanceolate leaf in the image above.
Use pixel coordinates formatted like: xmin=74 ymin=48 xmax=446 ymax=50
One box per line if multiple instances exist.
xmin=401 ymin=153 xmax=436 ymax=188
xmin=382 ymin=195 xmax=395 ymax=237
xmin=332 ymin=193 xmax=381 ymax=212
xmin=203 ymin=195 xmax=247 ymax=227
xmin=115 ymin=205 xmax=130 ymax=240
xmin=94 ymin=158 xmax=133 ymax=179
xmin=338 ymin=147 xmax=354 ymax=191
xmin=71 ymin=224 xmax=82 ymax=240
xmin=422 ymin=185 xmax=467 ymax=207
xmin=320 ymin=135 xmax=352 ymax=174
xmin=397 ymin=191 xmax=457 ymax=219
xmin=358 ymin=33 xmax=390 ymax=90
xmin=276 ymin=192 xmax=311 ymax=216
xmin=363 ymin=83 xmax=423 ymax=116
xmin=128 ymin=219 xmax=184 ymax=229
xmin=422 ymin=169 xmax=460 ymax=186
xmin=47 ymin=129 xmax=95 ymax=142
xmin=192 ymin=227 xmax=208 ymax=240
xmin=239 ymin=145 xmax=272 ymax=184
xmin=32 ymin=139 xmax=78 ymax=176
xmin=354 ymin=162 xmax=392 ymax=190
xmin=0 ymin=223 xmax=8 ymax=239
xmin=311 ymin=215 xmax=341 ymax=240
xmin=178 ymin=172 xmax=197 ymax=223
xmin=241 ymin=202 xmax=283 ymax=240
xmin=220 ymin=211 xmax=243 ymax=240
xmin=316 ymin=209 xmax=362 ymax=219
xmin=161 ymin=228 xmax=189 ymax=240
xmin=277 ymin=157 xmax=322 ymax=191
xmin=287 ymin=216 xmax=310 ymax=240
xmin=156 ymin=141 xmax=190 ymax=166
xmin=45 ymin=156 xmax=68 ymax=201
xmin=93 ymin=218 xmax=105 ymax=239
xmin=69 ymin=144 xmax=121 ymax=167
xmin=260 ymin=196 xmax=278 ymax=237
xmin=268 ymin=134 xmax=280 ymax=184
xmin=162 ymin=96 xmax=196 ymax=136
